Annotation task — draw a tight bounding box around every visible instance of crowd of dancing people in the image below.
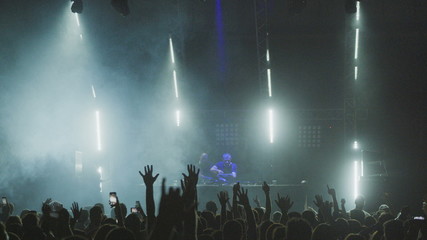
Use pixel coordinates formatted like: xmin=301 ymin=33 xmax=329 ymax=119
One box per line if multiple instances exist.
xmin=0 ymin=164 xmax=426 ymax=240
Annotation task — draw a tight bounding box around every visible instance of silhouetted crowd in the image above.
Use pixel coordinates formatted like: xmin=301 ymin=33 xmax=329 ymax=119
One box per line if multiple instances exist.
xmin=1 ymin=165 xmax=426 ymax=240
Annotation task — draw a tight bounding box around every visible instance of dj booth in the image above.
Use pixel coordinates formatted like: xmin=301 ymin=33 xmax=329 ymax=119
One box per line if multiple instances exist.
xmin=196 ymin=183 xmax=307 ymax=213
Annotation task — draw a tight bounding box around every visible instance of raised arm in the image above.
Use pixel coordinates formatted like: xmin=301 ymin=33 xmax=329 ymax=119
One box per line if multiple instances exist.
xmin=327 ymin=185 xmax=339 ymax=218
xmin=275 ymin=193 xmax=293 ymax=225
xmin=237 ymin=188 xmax=257 ymax=240
xmin=139 ymin=165 xmax=159 ymax=232
xmin=181 ymin=164 xmax=200 ymax=240
xmin=262 ymin=181 xmax=272 ymax=221
xmin=217 ymin=191 xmax=229 ymax=228
xmin=232 ymin=182 xmax=241 ymax=219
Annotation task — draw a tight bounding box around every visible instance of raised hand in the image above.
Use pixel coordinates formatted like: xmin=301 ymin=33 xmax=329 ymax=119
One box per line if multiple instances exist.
xmin=139 ymin=165 xmax=159 ymax=186
xmin=313 ymin=195 xmax=324 ymax=209
xmin=341 ymin=198 xmax=346 ymax=205
xmin=182 ymin=164 xmax=200 ymax=186
xmin=275 ymin=193 xmax=293 ymax=213
xmin=42 ymin=198 xmax=52 ymax=215
xmin=262 ymin=181 xmax=270 ymax=193
xmin=253 ymin=195 xmax=261 ymax=207
xmin=237 ymin=188 xmax=250 ymax=206
xmin=70 ymin=202 xmax=82 ymax=220
xmin=233 ymin=182 xmax=241 ymax=193
xmin=217 ymin=191 xmax=229 ymax=207
xmin=327 ymin=185 xmax=336 ymax=196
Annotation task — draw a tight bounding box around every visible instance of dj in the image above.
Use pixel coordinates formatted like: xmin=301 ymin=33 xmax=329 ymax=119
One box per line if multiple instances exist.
xmin=210 ymin=153 xmax=237 ymax=183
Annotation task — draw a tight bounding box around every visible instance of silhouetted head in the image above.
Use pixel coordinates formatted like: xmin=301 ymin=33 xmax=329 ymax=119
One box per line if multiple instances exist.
xmin=222 ymin=219 xmax=243 ymax=240
xmin=89 ymin=206 xmax=103 ymax=225
xmin=301 ymin=210 xmax=317 ymax=227
xmin=272 ymin=211 xmax=282 ymax=223
xmin=105 ymin=227 xmax=135 ymax=240
xmin=354 ymin=196 xmax=365 ymax=210
xmin=206 ymin=201 xmax=218 ymax=214
xmin=286 ymin=218 xmax=312 ymax=240
xmin=124 ymin=214 xmax=141 ymax=234
xmin=350 ymin=209 xmax=365 ymax=225
xmin=94 ymin=224 xmax=117 ymax=240
xmin=384 ymin=219 xmax=404 ymax=240
xmin=312 ymin=223 xmax=333 ymax=240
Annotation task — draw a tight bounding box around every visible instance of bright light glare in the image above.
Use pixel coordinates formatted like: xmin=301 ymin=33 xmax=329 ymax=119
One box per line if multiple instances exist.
xmin=361 ymin=160 xmax=364 ymax=177
xmin=353 ymin=140 xmax=359 ymax=150
xmin=356 ymin=1 xmax=360 ymax=21
xmin=176 ymin=110 xmax=180 ymax=127
xmin=355 ymin=28 xmax=359 ymax=59
xmin=97 ymin=166 xmax=103 ymax=174
xmin=266 ymin=49 xmax=270 ymax=62
xmin=354 ymin=160 xmax=359 ymax=199
xmin=267 ymin=69 xmax=272 ymax=97
xmin=169 ymin=37 xmax=175 ymax=64
xmin=96 ymin=111 xmax=101 ymax=151
xmin=80 ymin=34 xmax=83 ymax=40
xmin=268 ymin=109 xmax=274 ymax=143
xmin=91 ymin=85 xmax=97 ymax=98
xmin=173 ymin=70 xmax=179 ymax=98
xmin=354 ymin=66 xmax=358 ymax=80
xmin=75 ymin=13 xmax=80 ymax=27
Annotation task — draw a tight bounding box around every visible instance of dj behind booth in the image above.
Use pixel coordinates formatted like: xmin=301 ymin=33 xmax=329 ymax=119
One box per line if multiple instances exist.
xmin=197 ymin=152 xmax=307 ymax=212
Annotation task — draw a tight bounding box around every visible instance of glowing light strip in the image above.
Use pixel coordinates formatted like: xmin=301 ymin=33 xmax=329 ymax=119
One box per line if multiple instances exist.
xmin=354 ymin=66 xmax=358 ymax=80
xmin=173 ymin=70 xmax=179 ymax=98
xmin=91 ymin=85 xmax=97 ymax=98
xmin=96 ymin=111 xmax=101 ymax=151
xmin=75 ymin=13 xmax=80 ymax=27
xmin=356 ymin=1 xmax=360 ymax=21
xmin=169 ymin=37 xmax=175 ymax=64
xmin=355 ymin=28 xmax=359 ymax=59
xmin=176 ymin=110 xmax=180 ymax=127
xmin=267 ymin=69 xmax=272 ymax=97
xmin=354 ymin=161 xmax=359 ymax=199
xmin=269 ymin=109 xmax=274 ymax=143
xmin=266 ymin=49 xmax=270 ymax=62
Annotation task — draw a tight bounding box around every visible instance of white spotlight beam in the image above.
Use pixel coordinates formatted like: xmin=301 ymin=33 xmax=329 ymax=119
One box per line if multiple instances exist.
xmin=75 ymin=13 xmax=80 ymax=27
xmin=96 ymin=111 xmax=101 ymax=151
xmin=268 ymin=109 xmax=274 ymax=143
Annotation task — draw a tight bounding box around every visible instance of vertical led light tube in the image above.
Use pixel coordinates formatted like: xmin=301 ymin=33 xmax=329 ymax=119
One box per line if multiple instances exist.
xmin=173 ymin=70 xmax=179 ymax=99
xmin=91 ymin=85 xmax=97 ymax=98
xmin=355 ymin=28 xmax=359 ymax=60
xmin=176 ymin=110 xmax=180 ymax=127
xmin=354 ymin=160 xmax=359 ymax=199
xmin=96 ymin=111 xmax=101 ymax=151
xmin=267 ymin=69 xmax=272 ymax=97
xmin=169 ymin=37 xmax=175 ymax=64
xmin=269 ymin=109 xmax=274 ymax=143
xmin=354 ymin=66 xmax=358 ymax=80
xmin=356 ymin=1 xmax=360 ymax=21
